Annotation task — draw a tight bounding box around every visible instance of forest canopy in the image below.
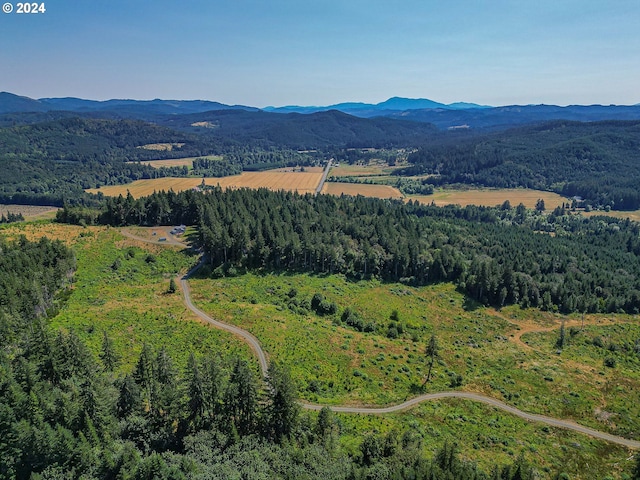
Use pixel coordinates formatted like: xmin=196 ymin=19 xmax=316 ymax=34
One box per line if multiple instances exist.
xmin=59 ymin=188 xmax=640 ymax=315
xmin=399 ymin=120 xmax=640 ymax=210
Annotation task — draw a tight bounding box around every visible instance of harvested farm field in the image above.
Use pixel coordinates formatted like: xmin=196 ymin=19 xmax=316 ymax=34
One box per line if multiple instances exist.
xmin=409 ymin=188 xmax=568 ymax=209
xmin=322 ymin=182 xmax=403 ymax=198
xmin=0 ymin=204 xmax=59 ymax=220
xmin=86 ymin=170 xmax=324 ymax=198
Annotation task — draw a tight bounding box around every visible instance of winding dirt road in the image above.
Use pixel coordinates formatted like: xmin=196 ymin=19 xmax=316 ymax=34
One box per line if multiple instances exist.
xmin=124 ymin=228 xmax=640 ymax=449
xmin=181 ymin=260 xmax=269 ymax=375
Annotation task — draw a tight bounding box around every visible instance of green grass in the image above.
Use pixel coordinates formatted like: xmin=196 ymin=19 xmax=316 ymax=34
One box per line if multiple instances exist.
xmin=330 ymin=399 xmax=635 ymax=480
xmin=5 ymin=223 xmax=256 ymax=373
xmin=188 ymin=271 xmax=640 ymax=441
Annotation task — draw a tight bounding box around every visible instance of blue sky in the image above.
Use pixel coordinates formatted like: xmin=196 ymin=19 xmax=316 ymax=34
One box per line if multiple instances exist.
xmin=1 ymin=0 xmax=639 ymax=106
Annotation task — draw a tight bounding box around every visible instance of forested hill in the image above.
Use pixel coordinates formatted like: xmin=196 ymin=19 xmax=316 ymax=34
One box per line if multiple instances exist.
xmin=159 ymin=109 xmax=439 ymax=149
xmin=0 ymin=118 xmax=218 ymax=206
xmin=60 ymin=188 xmax=640 ymax=315
xmin=399 ymin=120 xmax=640 ymax=210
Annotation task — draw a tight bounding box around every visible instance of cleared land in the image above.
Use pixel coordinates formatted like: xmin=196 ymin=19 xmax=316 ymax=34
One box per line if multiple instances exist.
xmin=582 ymin=209 xmax=640 ymax=222
xmin=322 ymin=182 xmax=403 ymax=198
xmin=4 ymin=221 xmax=637 ymax=477
xmin=272 ymin=166 xmax=324 ymax=173
xmin=410 ymin=188 xmax=568 ymax=209
xmin=136 ymin=155 xmax=222 ymax=169
xmin=87 ymin=170 xmax=324 ymax=197
xmin=0 ymin=204 xmax=59 ymax=220
xmin=137 ymin=142 xmax=185 ymax=151
xmin=329 ymin=164 xmax=398 ymax=177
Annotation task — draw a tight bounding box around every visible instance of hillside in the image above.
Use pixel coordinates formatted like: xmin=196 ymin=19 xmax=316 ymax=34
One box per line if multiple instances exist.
xmin=0 ymin=118 xmax=209 ymax=205
xmin=400 ymin=120 xmax=640 ymax=210
xmin=160 ymin=109 xmax=440 ymax=148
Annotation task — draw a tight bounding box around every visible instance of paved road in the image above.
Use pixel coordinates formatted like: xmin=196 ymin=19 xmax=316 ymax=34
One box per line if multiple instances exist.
xmin=315 ymin=159 xmax=333 ymax=195
xmin=125 ymin=228 xmax=640 ymax=449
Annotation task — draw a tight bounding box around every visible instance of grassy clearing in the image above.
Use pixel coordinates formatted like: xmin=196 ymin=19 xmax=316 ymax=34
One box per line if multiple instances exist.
xmin=333 ymin=399 xmax=634 ymax=480
xmin=87 ymin=170 xmax=324 ymax=198
xmin=188 ymin=271 xmax=640 ymax=439
xmin=137 ymin=142 xmax=185 ymax=151
xmin=0 ymin=222 xmax=254 ymax=372
xmin=329 ymin=164 xmax=402 ymax=177
xmin=409 ymin=188 xmax=567 ymax=209
xmin=135 ymin=154 xmax=223 ymax=169
xmin=582 ymin=209 xmax=640 ymax=222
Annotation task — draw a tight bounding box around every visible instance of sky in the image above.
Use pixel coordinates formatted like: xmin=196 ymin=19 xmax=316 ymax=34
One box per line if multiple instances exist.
xmin=1 ymin=0 xmax=639 ymax=107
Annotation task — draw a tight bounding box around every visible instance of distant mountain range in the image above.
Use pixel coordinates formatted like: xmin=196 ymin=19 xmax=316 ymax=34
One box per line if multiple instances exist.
xmin=0 ymin=92 xmax=258 ymax=117
xmin=262 ymin=96 xmax=490 ymax=116
xmin=2 ymin=91 xmax=640 ymax=131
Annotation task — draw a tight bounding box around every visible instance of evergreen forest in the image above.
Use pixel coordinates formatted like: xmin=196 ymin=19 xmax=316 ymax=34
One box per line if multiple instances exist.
xmin=59 ymin=189 xmax=640 ymax=315
xmin=399 ymin=121 xmax=640 ymax=210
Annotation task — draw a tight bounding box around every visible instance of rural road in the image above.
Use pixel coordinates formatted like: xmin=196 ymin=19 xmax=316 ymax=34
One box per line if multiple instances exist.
xmin=181 ymin=259 xmax=269 ymax=375
xmin=315 ymin=159 xmax=333 ymax=195
xmin=124 ymin=228 xmax=640 ymax=449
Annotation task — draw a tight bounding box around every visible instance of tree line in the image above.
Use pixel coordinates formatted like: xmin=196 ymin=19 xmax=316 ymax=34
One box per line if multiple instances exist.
xmin=58 ymin=188 xmax=640 ymax=314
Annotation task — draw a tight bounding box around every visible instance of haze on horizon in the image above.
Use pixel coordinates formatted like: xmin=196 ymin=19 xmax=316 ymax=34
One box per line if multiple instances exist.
xmin=1 ymin=0 xmax=639 ymax=107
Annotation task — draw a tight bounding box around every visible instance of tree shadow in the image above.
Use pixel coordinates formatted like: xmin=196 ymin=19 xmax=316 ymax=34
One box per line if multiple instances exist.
xmin=462 ymin=296 xmax=482 ymax=312
xmin=409 ymin=382 xmax=426 ymax=395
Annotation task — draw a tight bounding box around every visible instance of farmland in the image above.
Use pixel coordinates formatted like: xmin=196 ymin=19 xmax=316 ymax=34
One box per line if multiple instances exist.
xmin=322 ymin=182 xmax=404 ymax=198
xmin=329 ymin=164 xmax=402 ymax=177
xmin=410 ymin=188 xmax=568 ymax=209
xmin=86 ymin=169 xmax=325 ymax=197
xmin=0 ymin=204 xmax=59 ymax=220
xmin=135 ymin=154 xmax=222 ymax=169
xmin=137 ymin=142 xmax=186 ymax=151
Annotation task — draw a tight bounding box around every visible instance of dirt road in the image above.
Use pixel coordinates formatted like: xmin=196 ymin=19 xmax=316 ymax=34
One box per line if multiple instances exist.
xmin=124 ymin=228 xmax=640 ymax=449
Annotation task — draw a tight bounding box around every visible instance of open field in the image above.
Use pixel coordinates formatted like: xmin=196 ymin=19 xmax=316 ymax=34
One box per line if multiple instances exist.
xmin=136 ymin=154 xmax=222 ymax=169
xmin=0 ymin=222 xmax=253 ymax=371
xmin=583 ymin=209 xmax=640 ymax=222
xmin=272 ymin=166 xmax=324 ymax=173
xmin=188 ymin=270 xmax=639 ymax=478
xmin=329 ymin=164 xmax=402 ymax=177
xmin=322 ymin=182 xmax=403 ymax=198
xmin=188 ymin=272 xmax=640 ymax=435
xmin=87 ymin=170 xmax=325 ymax=197
xmin=410 ymin=188 xmax=568 ymax=209
xmin=0 ymin=203 xmax=59 ymax=220
xmin=137 ymin=142 xmax=185 ymax=151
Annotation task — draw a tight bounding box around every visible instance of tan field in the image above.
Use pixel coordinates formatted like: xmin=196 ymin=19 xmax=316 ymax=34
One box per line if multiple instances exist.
xmin=409 ymin=189 xmax=568 ymax=209
xmin=135 ymin=155 xmax=223 ymax=169
xmin=322 ymin=182 xmax=403 ymax=199
xmin=0 ymin=204 xmax=59 ymax=220
xmin=87 ymin=170 xmax=324 ymax=198
xmin=329 ymin=165 xmax=389 ymax=177
xmin=582 ymin=209 xmax=640 ymax=222
xmin=272 ymin=166 xmax=324 ymax=173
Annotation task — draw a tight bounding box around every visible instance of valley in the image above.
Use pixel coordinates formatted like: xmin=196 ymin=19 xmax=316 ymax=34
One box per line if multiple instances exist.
xmin=1 ymin=92 xmax=640 ymax=479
